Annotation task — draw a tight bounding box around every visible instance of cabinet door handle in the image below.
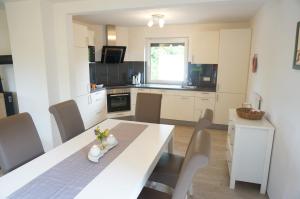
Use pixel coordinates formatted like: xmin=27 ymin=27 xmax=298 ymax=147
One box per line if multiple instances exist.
xmin=87 ymin=84 xmax=90 ymax=93
xmin=217 ymin=84 xmax=220 ymax=92
xmin=181 ymin=97 xmax=190 ymax=100
xmin=201 ymin=98 xmax=209 ymax=101
xmin=216 ymin=94 xmax=219 ymax=102
xmin=88 ymin=95 xmax=92 ymax=104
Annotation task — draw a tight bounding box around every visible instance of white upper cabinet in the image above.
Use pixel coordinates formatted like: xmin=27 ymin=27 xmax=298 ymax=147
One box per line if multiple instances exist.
xmin=191 ymin=31 xmax=220 ymax=64
xmin=88 ymin=30 xmax=95 ymax=46
xmin=217 ymin=29 xmax=251 ymax=93
xmin=70 ymin=47 xmax=90 ymax=97
xmin=73 ymin=23 xmax=88 ymax=48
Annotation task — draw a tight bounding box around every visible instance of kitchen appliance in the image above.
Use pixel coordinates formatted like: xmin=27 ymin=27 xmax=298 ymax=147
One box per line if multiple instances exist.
xmin=132 ymin=72 xmax=142 ymax=85
xmin=100 ymin=25 xmax=127 ymax=64
xmin=3 ymin=92 xmax=15 ymax=116
xmin=101 ymin=46 xmax=126 ymax=64
xmin=107 ymin=88 xmax=131 ymax=113
xmin=88 ymin=46 xmax=95 ymax=62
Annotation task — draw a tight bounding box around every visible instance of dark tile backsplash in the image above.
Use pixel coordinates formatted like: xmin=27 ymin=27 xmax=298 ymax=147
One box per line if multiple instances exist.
xmin=90 ymin=61 xmax=145 ymax=86
xmin=188 ymin=63 xmax=218 ymax=88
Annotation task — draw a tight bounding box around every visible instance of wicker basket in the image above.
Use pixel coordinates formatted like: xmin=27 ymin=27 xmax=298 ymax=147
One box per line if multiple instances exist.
xmin=236 ymin=108 xmax=265 ymax=120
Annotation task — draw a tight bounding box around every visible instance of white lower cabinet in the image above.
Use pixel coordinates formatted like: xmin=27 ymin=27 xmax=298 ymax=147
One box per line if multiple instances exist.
xmin=227 ymin=109 xmax=274 ymax=194
xmin=162 ymin=95 xmax=194 ymax=121
xmin=75 ymin=90 xmax=107 ymax=129
xmin=130 ymin=88 xmax=215 ymax=122
xmin=214 ymin=92 xmax=245 ymax=125
xmin=194 ymin=94 xmax=215 ymax=121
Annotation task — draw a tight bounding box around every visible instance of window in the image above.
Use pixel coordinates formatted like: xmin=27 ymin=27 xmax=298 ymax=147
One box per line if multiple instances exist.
xmin=146 ymin=38 xmax=188 ymax=84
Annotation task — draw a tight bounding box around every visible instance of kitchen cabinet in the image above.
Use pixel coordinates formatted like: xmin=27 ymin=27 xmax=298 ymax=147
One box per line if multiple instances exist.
xmin=214 ymin=93 xmax=245 ymax=125
xmin=73 ymin=23 xmax=88 ymax=48
xmin=163 ymin=94 xmax=194 ymax=121
xmin=214 ymin=29 xmax=251 ymax=125
xmin=75 ymin=90 xmax=107 ymax=129
xmin=130 ymin=88 xmax=214 ymax=122
xmin=191 ymin=31 xmax=219 ymax=64
xmin=0 ymin=93 xmax=6 ymax=119
xmin=227 ymin=109 xmax=274 ymax=194
xmin=70 ymin=47 xmax=90 ymax=97
xmin=194 ymin=93 xmax=215 ymax=121
xmin=217 ymin=29 xmax=251 ymax=94
xmin=88 ymin=30 xmax=95 ymax=46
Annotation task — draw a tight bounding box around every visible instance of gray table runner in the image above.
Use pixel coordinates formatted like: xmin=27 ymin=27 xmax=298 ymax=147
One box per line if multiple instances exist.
xmin=9 ymin=122 xmax=148 ymax=199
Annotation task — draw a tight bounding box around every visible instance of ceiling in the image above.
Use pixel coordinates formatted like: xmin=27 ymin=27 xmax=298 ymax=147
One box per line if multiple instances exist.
xmin=74 ymin=1 xmax=266 ymax=26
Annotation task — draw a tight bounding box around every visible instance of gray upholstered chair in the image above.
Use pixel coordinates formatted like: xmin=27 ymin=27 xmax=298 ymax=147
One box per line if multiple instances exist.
xmin=138 ymin=129 xmax=211 ymax=199
xmin=0 ymin=113 xmax=44 ymax=174
xmin=49 ymin=100 xmax=85 ymax=143
xmin=148 ymin=109 xmax=213 ymax=188
xmin=135 ymin=93 xmax=162 ymax=123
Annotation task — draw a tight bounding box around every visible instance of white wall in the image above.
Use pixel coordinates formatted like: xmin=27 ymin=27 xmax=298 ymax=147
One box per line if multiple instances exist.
xmin=5 ymin=0 xmax=54 ymax=151
xmin=0 ymin=8 xmax=11 ymax=55
xmin=0 ymin=7 xmax=18 ymax=112
xmin=247 ymin=0 xmax=300 ymax=198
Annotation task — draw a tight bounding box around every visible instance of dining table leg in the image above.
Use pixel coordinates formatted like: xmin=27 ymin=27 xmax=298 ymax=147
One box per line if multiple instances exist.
xmin=168 ymin=136 xmax=173 ymax=154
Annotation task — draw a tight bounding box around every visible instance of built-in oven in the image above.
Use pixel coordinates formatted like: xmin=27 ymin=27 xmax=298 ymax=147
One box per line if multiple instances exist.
xmin=107 ymin=88 xmax=131 ymax=113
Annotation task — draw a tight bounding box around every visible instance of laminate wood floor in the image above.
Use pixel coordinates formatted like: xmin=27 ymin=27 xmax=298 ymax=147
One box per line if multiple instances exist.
xmin=173 ymin=125 xmax=268 ymax=199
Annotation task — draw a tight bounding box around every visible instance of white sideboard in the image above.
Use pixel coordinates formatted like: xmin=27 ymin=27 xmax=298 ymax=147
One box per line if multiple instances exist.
xmin=227 ymin=109 xmax=275 ymax=194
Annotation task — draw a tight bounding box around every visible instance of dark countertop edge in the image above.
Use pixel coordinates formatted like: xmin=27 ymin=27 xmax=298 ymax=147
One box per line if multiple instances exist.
xmin=99 ymin=84 xmax=216 ymax=92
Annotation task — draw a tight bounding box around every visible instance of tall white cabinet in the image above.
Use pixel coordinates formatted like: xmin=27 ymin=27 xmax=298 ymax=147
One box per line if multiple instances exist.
xmin=71 ymin=22 xmax=107 ymax=129
xmin=214 ymin=29 xmax=251 ymax=125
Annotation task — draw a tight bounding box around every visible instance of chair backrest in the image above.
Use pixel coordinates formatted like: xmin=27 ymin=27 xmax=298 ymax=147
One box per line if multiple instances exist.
xmin=194 ymin=109 xmax=213 ymax=133
xmin=49 ymin=100 xmax=85 ymax=143
xmin=172 ymin=129 xmax=211 ymax=199
xmin=0 ymin=113 xmax=44 ymax=174
xmin=135 ymin=93 xmax=162 ymax=123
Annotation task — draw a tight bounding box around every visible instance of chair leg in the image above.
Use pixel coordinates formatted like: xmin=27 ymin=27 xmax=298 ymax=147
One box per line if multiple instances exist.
xmin=188 ymin=184 xmax=193 ymax=198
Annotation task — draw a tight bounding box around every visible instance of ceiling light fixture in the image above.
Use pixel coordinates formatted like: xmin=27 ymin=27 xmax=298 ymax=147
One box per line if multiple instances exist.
xmin=147 ymin=14 xmax=165 ymax=28
xmin=147 ymin=19 xmax=154 ymax=27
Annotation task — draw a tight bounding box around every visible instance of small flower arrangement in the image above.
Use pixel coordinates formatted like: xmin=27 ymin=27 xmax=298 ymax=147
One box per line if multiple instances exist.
xmin=94 ymin=127 xmax=110 ymax=149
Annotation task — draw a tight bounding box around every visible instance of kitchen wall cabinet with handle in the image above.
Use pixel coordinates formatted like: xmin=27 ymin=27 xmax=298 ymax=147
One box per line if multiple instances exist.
xmin=217 ymin=29 xmax=251 ymax=94
xmin=88 ymin=30 xmax=95 ymax=46
xmin=73 ymin=23 xmax=88 ymax=48
xmin=191 ymin=31 xmax=220 ymax=64
xmin=70 ymin=47 xmax=90 ymax=98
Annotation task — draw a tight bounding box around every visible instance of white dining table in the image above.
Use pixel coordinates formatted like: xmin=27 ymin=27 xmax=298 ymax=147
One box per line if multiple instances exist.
xmin=0 ymin=119 xmax=174 ymax=199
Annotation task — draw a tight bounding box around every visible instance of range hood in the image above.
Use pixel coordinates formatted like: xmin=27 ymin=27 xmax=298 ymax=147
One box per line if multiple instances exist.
xmin=101 ymin=25 xmax=126 ymax=64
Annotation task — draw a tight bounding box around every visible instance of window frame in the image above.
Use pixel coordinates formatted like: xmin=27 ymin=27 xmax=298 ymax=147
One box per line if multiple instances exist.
xmin=145 ymin=37 xmax=189 ymax=85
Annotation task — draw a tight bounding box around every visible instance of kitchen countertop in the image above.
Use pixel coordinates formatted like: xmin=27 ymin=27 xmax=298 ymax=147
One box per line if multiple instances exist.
xmin=91 ymin=84 xmax=216 ymax=92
